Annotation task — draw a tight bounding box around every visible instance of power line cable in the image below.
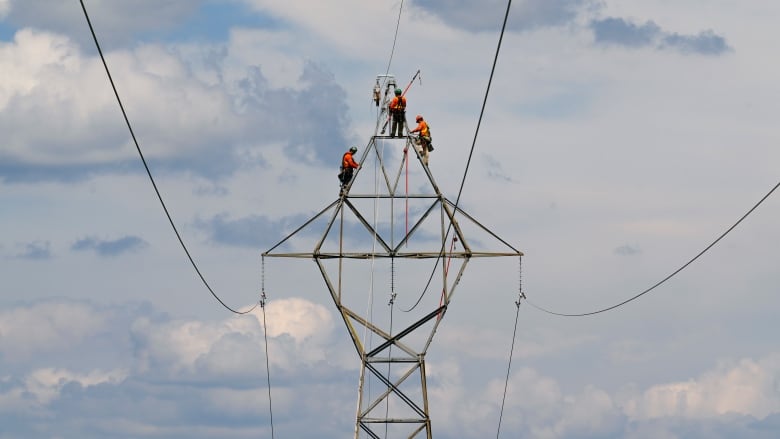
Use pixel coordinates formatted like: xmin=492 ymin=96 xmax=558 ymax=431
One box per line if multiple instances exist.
xmin=527 ymin=179 xmax=780 ymax=317
xmin=496 ymin=305 xmax=520 ymax=438
xmin=79 ymin=0 xmax=258 ymax=315
xmin=261 ymin=303 xmax=275 ymax=438
xmin=383 ymin=0 xmax=405 ymax=80
xmin=374 ymin=0 xmax=405 ymax=132
xmin=496 ymin=257 xmax=524 ymax=438
xmin=402 ymin=0 xmax=514 ymax=312
xmin=260 ymin=256 xmax=276 ymax=438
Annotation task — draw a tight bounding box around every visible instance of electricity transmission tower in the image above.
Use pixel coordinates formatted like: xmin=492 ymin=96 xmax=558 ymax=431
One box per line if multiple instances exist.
xmin=264 ymin=79 xmax=521 ymax=438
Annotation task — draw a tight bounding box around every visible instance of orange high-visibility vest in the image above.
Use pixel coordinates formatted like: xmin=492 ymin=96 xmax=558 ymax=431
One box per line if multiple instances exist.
xmin=342 ymin=152 xmax=359 ymax=169
xmin=390 ymin=96 xmax=406 ymax=112
xmin=412 ymin=120 xmax=429 ymax=138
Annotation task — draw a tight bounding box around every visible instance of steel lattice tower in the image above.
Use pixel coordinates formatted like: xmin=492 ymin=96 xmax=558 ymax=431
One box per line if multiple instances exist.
xmin=264 ymin=105 xmax=521 ymax=439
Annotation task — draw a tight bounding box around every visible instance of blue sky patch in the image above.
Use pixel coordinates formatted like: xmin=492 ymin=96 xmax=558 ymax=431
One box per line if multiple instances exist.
xmin=0 ymin=21 xmax=15 ymax=41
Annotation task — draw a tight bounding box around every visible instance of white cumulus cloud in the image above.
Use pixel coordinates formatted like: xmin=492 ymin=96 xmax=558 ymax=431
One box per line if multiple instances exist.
xmin=625 ymin=355 xmax=780 ymax=420
xmin=0 ymin=299 xmax=107 ymax=359
xmin=24 ymin=367 xmax=127 ymax=404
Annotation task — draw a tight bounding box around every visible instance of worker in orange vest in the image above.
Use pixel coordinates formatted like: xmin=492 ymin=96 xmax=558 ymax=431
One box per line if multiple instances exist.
xmin=410 ymin=114 xmax=432 ymax=165
xmin=410 ymin=114 xmax=432 ymax=151
xmin=388 ymin=88 xmax=407 ymax=137
xmin=338 ymin=146 xmax=359 ymax=189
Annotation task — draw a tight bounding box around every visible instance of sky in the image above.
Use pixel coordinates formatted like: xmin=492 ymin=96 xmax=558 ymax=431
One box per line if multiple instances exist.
xmin=1 ymin=0 xmax=779 ymax=438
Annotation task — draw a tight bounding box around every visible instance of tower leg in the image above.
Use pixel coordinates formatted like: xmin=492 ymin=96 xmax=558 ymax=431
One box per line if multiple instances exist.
xmin=354 ymin=357 xmax=367 ymax=439
xmin=354 ymin=354 xmax=432 ymax=438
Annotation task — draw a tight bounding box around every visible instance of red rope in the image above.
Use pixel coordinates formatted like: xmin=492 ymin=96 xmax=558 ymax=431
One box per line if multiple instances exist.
xmin=405 ymin=145 xmax=409 ymax=243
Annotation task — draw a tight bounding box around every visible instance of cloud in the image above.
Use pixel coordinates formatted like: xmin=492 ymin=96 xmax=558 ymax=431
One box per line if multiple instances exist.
xmin=130 ymin=297 xmax=341 ymax=382
xmin=0 ymin=30 xmax=353 ymax=184
xmin=414 ymin=0 xmax=594 ymax=33
xmin=0 ymin=29 xmax=147 ymax=182
xmin=591 ymin=17 xmax=661 ymax=47
xmin=624 ymin=356 xmax=780 ymax=420
xmin=0 ymin=297 xmax=354 ymax=437
xmin=0 ymin=299 xmax=109 ymax=360
xmin=591 ymin=17 xmax=731 ymax=55
xmin=1 ymin=0 xmax=778 ymax=437
xmin=195 ymin=213 xmax=294 ymax=248
xmin=71 ymin=235 xmax=147 ymax=256
xmin=15 ymin=240 xmax=51 ymax=259
xmin=258 ymin=297 xmax=334 ymax=342
xmin=197 ymin=208 xmax=373 ymax=250
xmin=3 ymin=298 xmax=780 ymax=438
xmin=429 ymin=357 xmax=780 ymax=439
xmin=0 ymin=160 xmax=137 ymax=183
xmin=2 ymin=0 xmax=204 ymax=47
xmin=662 ymin=30 xmax=730 ymax=55
xmin=591 ymin=17 xmax=661 ymax=48
xmin=483 ymin=153 xmax=514 ymax=182
xmin=438 ymin=326 xmax=597 ymax=361
xmin=614 ymin=244 xmax=641 ymax=256
xmin=429 ymin=365 xmax=627 ymax=438
xmin=23 ymin=367 xmax=128 ymax=405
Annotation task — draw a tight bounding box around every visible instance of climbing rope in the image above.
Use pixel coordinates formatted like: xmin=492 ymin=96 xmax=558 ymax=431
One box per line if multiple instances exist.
xmin=360 ymin=138 xmax=385 ymax=414
xmin=405 ymin=142 xmax=410 ymax=243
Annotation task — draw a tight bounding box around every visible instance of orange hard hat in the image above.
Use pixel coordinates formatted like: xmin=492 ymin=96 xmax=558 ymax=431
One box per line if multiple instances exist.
xmin=415 ymin=114 xmax=423 ymax=122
